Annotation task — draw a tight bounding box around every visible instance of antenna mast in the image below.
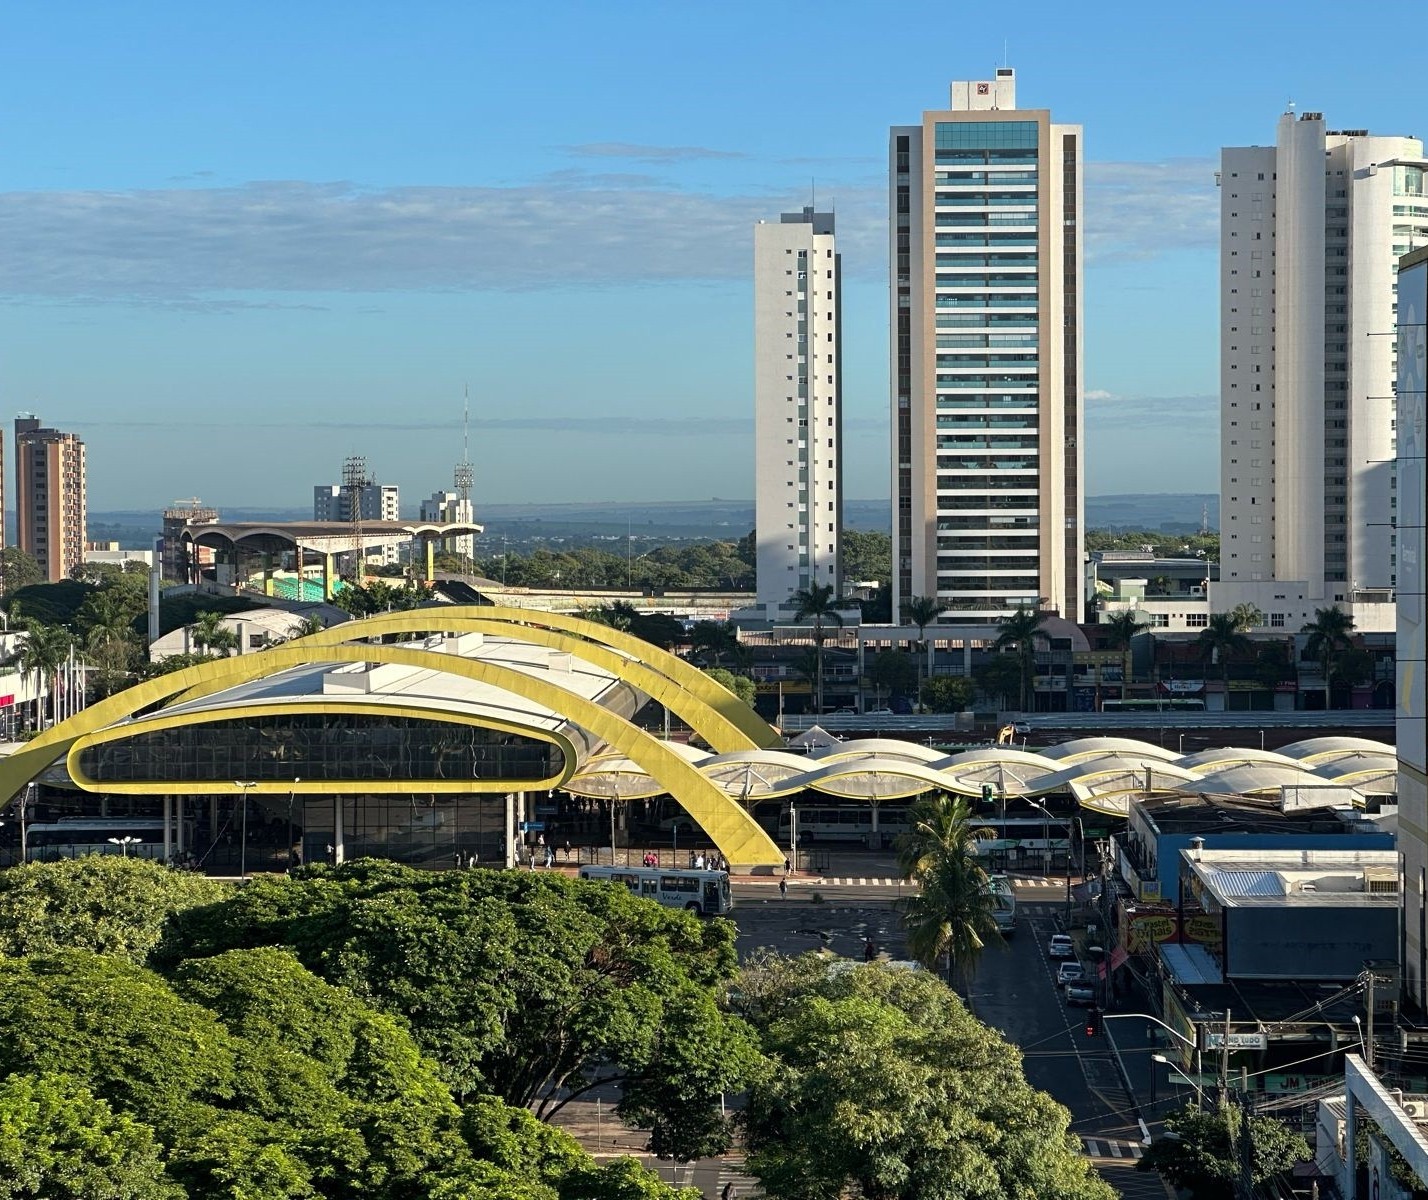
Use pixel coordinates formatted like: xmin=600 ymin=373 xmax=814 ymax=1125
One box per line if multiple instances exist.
xmin=454 ymin=386 xmax=474 ymax=506
xmin=343 ymin=454 xmax=368 ymax=584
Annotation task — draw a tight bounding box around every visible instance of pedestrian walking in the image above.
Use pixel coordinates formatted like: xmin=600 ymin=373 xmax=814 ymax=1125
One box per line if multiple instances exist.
xmin=721 ymin=1184 xmax=735 ymax=1200
xmin=779 ymin=876 xmax=788 ymax=899
xmin=544 ymin=845 xmax=554 ymax=869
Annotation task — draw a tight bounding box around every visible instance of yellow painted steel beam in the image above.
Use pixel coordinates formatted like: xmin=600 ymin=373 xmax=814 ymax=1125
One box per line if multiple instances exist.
xmin=279 ymin=606 xmax=783 ymax=749
xmin=66 ymin=702 xmax=578 ymax=795
xmin=167 ymin=614 xmax=762 ymax=754
xmin=0 ymin=640 xmax=784 ymax=868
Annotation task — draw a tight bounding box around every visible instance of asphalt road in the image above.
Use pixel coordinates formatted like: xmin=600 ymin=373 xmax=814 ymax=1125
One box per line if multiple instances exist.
xmin=729 ymin=880 xmax=1173 ymax=1200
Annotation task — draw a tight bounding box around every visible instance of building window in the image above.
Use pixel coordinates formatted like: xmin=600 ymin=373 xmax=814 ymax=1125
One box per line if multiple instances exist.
xmin=1270 ymin=613 xmax=1285 ymax=628
xmin=1185 ymin=613 xmax=1209 ymax=627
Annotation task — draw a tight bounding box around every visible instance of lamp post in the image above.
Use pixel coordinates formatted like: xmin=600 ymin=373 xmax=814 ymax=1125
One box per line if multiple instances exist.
xmin=1258 ymin=728 xmax=1265 ymax=751
xmin=107 ymin=835 xmax=139 ymax=858
xmin=1153 ymin=1052 xmax=1207 ymax=1109
xmin=234 ymin=781 xmax=257 ymax=879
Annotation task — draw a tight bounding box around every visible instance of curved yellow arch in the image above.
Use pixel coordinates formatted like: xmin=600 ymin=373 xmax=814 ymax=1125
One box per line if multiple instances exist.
xmin=167 ymin=612 xmax=764 ymax=754
xmin=285 ymin=607 xmax=783 ymax=749
xmin=66 ymin=701 xmax=578 ymax=796
xmin=0 ymin=639 xmax=783 ymax=868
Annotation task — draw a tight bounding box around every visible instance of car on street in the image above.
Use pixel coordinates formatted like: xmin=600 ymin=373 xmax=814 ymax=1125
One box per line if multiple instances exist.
xmin=1064 ymin=981 xmax=1096 ymax=1006
xmin=1056 ymin=961 xmax=1085 ymax=987
xmin=1012 ymin=722 xmax=1032 ymax=735
xmin=1047 ymin=933 xmax=1074 ymax=959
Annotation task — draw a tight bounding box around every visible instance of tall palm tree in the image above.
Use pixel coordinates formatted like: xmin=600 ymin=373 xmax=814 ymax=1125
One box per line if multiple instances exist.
xmin=190 ymin=610 xmax=239 ymax=657
xmin=895 ymin=793 xmax=1001 ymax=981
xmin=903 ymin=595 xmax=947 ymax=713
xmin=1198 ymin=612 xmax=1252 ymax=704
xmin=792 ymin=583 xmax=843 ymax=714
xmin=1101 ymin=609 xmax=1140 ymax=700
xmin=993 ymin=603 xmax=1048 ymax=714
xmin=17 ymin=621 xmax=74 ymax=730
xmin=1301 ymin=606 xmax=1356 ymax=709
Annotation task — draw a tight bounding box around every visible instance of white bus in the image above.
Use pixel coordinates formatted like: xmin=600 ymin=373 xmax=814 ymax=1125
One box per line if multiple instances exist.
xmin=775 ymin=805 xmax=912 ymax=844
xmin=577 ymin=866 xmax=734 ymax=916
xmin=986 ymin=873 xmax=1017 ymax=934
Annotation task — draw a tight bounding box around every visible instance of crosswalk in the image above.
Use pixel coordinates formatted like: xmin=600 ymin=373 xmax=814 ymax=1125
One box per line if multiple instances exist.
xmin=804 ymin=876 xmax=905 ymax=887
xmin=1082 ymin=1136 xmax=1145 ymax=1160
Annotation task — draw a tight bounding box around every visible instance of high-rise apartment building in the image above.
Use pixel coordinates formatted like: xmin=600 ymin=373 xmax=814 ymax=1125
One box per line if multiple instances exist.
xmin=315 ymin=477 xmax=400 ymax=565
xmin=15 ymin=415 xmax=87 ymax=582
xmin=1217 ymin=111 xmax=1428 ymax=621
xmin=420 ymin=489 xmax=476 ymax=561
xmin=753 ymin=206 xmax=843 ymax=614
xmin=890 ymin=69 xmax=1083 ymax=623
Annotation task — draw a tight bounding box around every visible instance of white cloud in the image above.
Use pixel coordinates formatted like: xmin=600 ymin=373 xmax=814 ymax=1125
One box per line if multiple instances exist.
xmin=1083 ymin=158 xmax=1218 ymax=263
xmin=566 ymin=142 xmax=747 ymax=162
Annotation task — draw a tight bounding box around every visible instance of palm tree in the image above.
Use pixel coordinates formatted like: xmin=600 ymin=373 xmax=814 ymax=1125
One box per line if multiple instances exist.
xmin=1101 ymin=609 xmax=1140 ymax=700
xmin=1198 ymin=612 xmax=1252 ymax=705
xmin=903 ymin=595 xmax=947 ymax=713
xmin=190 ymin=610 xmax=239 ymax=657
xmin=1301 ymin=606 xmax=1356 ymax=709
xmin=993 ymin=603 xmax=1048 ymax=713
xmin=792 ymin=583 xmax=844 ymax=714
xmin=895 ymin=793 xmax=1001 ymax=981
xmin=17 ymin=621 xmax=74 ymax=730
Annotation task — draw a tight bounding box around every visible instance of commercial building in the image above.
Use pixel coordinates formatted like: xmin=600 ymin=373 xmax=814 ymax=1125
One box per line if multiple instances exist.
xmin=1216 ymin=110 xmax=1428 ymax=626
xmin=753 ymin=206 xmax=842 ymax=616
xmin=14 ymin=415 xmax=87 ymax=582
xmin=889 ymin=68 xmax=1083 ymax=624
xmin=1396 ymin=247 xmax=1428 ymax=1007
xmin=314 ymin=477 xmax=400 ymax=566
xmin=419 ymin=489 xmax=476 ymax=562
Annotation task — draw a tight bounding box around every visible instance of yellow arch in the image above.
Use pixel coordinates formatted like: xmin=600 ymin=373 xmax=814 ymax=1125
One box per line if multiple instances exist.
xmin=66 ymin=702 xmax=579 ymax=795
xmin=167 ymin=612 xmax=765 ymax=754
xmin=283 ymin=607 xmax=783 ymax=749
xmin=0 ymin=639 xmax=783 ymax=868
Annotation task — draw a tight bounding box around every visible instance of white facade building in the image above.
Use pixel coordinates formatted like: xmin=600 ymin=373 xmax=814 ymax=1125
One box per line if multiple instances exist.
xmin=890 ymin=69 xmax=1083 ymax=624
xmin=420 ymin=490 xmax=476 ymax=561
xmin=753 ymin=206 xmax=842 ymax=614
xmin=314 ymin=481 xmax=400 ymax=564
xmin=1217 ymin=110 xmax=1428 ymax=630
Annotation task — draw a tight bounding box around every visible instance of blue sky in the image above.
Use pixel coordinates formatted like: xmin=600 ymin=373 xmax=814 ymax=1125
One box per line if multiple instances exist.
xmin=0 ymin=0 xmax=1421 ymax=511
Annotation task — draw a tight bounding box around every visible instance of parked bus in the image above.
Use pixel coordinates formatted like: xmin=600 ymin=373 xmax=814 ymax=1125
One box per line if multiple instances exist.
xmin=986 ymin=873 xmax=1017 ymax=933
xmin=23 ymin=817 xmax=193 ymax=862
xmin=577 ymin=865 xmax=734 ymax=916
xmin=774 ymin=805 xmax=912 ymax=844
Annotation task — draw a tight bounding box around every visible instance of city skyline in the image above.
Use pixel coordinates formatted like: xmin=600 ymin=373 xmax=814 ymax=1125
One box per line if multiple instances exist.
xmin=2 ymin=1 xmax=1424 ymax=510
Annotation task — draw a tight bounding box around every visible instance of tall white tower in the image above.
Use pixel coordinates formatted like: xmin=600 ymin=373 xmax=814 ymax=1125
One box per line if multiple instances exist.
xmin=890 ymin=69 xmax=1084 ymax=623
xmin=753 ymin=207 xmax=843 ymax=613
xmin=1218 ymin=110 xmax=1427 ymax=615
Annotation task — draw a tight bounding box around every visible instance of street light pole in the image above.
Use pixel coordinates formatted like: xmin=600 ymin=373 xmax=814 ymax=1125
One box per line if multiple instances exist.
xmin=1153 ymin=1053 xmax=1207 ymax=1108
xmin=234 ymin=781 xmax=257 ymax=879
xmin=106 ymin=835 xmax=139 ymax=858
xmin=287 ymin=777 xmax=301 ymax=871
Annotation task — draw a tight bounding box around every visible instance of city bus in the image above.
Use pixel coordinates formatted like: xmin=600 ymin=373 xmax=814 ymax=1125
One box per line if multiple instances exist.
xmin=23 ymin=817 xmax=193 ymax=862
xmin=986 ymin=873 xmax=1017 ymax=934
xmin=1102 ymin=698 xmax=1206 ymax=712
xmin=577 ymin=865 xmax=733 ymax=916
xmin=774 ymin=805 xmax=912 ymax=844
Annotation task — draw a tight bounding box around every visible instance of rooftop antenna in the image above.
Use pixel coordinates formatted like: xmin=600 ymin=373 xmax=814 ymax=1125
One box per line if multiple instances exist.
xmin=454 ymin=386 xmax=474 ymax=506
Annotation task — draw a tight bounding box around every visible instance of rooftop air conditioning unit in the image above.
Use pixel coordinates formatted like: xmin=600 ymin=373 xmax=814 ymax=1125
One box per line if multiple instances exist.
xmin=1401 ymin=1101 xmax=1425 ymax=1119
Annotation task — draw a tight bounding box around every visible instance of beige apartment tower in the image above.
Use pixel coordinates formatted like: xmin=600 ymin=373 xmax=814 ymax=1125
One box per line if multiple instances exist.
xmin=890 ymin=69 xmax=1083 ymax=623
xmin=16 ymin=415 xmax=88 ymax=582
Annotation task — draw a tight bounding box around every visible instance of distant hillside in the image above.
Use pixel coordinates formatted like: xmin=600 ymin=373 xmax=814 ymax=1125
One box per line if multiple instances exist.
xmin=66 ymin=492 xmax=1219 ymax=552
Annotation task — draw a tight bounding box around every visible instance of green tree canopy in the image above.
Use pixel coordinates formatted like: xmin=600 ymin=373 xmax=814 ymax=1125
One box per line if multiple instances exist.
xmin=1137 ymin=1103 xmax=1309 ymax=1198
xmin=921 ymin=674 xmax=974 ymax=713
xmin=734 ymin=954 xmax=1115 ymax=1200
xmin=0 ymin=856 xmax=228 ymax=965
xmin=703 ymin=666 xmax=756 ymax=707
xmin=841 ymin=530 xmax=891 ymax=587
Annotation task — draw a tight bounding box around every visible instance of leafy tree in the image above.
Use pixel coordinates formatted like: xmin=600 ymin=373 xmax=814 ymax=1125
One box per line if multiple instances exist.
xmin=170 ymin=863 xmax=754 ymax=1159
xmin=1198 ymin=611 xmax=1251 ymax=697
xmin=1301 ymin=605 xmax=1356 ymax=708
xmin=841 ymin=529 xmax=891 ymax=587
xmin=993 ymin=603 xmax=1048 ymax=712
xmin=703 ymin=666 xmax=756 ymax=707
xmin=921 ymin=674 xmax=974 ymax=713
xmin=1229 ymin=602 xmax=1264 ymax=630
xmin=1332 ymin=645 xmax=1376 ymax=689
xmin=139 ymin=650 xmax=222 ymax=679
xmin=1137 ymin=1103 xmax=1308 ymax=1199
xmin=4 ymin=579 xmax=94 ymax=627
xmin=0 ymin=1073 xmax=181 ymax=1200
xmin=894 ymin=795 xmax=1000 ymax=980
xmin=734 ymin=954 xmax=1115 ymax=1200
xmin=333 ymin=581 xmax=430 ymax=617
xmin=792 ymin=583 xmax=844 ymax=714
xmin=0 ymin=546 xmax=44 ymax=596
xmin=688 ymin=620 xmax=741 ymax=668
xmin=867 ymin=650 xmax=917 ymax=707
xmin=189 ymin=610 xmax=240 ymax=656
xmin=973 ymin=654 xmax=1023 ymax=710
xmin=0 ymin=857 xmax=228 ymax=965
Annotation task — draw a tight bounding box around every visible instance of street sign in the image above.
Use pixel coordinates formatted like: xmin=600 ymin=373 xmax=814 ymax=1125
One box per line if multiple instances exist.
xmin=1203 ymin=1032 xmax=1267 ymax=1051
xmin=519 ymin=821 xmax=545 ymax=832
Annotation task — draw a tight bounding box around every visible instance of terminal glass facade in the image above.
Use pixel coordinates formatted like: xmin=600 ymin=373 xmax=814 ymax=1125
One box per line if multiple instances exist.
xmin=77 ymin=712 xmax=561 ymax=785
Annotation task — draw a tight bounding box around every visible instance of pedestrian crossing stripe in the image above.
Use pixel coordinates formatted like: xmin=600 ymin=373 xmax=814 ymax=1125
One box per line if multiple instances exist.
xmin=1081 ymin=1137 xmax=1144 ymax=1160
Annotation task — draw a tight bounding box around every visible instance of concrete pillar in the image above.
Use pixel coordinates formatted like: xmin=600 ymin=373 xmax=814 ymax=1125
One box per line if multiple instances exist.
xmin=295 ymin=544 xmax=304 ymax=598
xmin=1344 ymin=1091 xmax=1357 ymax=1200
xmin=323 ymin=554 xmax=335 ymax=599
xmin=147 ymin=567 xmax=161 ymax=646
xmin=163 ymin=795 xmax=172 ymax=864
xmin=425 ymin=538 xmax=435 ymax=584
xmin=333 ymin=796 xmax=346 ymax=864
xmin=175 ymin=795 xmax=185 ymax=860
xmin=504 ymin=793 xmax=516 ymax=868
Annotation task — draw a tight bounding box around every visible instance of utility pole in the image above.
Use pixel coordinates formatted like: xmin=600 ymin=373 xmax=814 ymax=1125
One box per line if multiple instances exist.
xmin=1366 ymin=972 xmax=1376 ymax=1072
xmin=1218 ymin=1008 xmax=1232 ymax=1108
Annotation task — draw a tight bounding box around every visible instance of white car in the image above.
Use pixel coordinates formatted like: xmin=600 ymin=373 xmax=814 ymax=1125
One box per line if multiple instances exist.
xmin=1056 ymin=961 xmax=1085 ymax=987
xmin=1048 ymin=933 xmax=1075 ymax=959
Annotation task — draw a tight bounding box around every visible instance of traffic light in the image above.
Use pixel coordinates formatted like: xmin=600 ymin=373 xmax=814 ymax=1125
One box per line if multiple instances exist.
xmin=1084 ymin=1008 xmax=1102 ymax=1038
xmin=980 ymin=782 xmax=995 ymax=807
